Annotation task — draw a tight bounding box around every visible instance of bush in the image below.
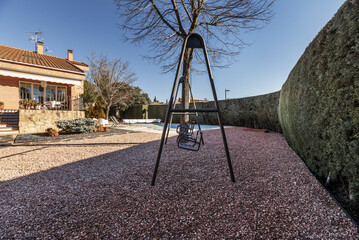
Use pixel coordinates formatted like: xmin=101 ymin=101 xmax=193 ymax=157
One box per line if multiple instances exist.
xmin=86 ymin=105 xmax=95 ymax=118
xmin=46 ymin=128 xmax=59 ymax=137
xmin=87 ymin=99 xmax=106 ymax=119
xmin=55 ymin=118 xmax=95 ymax=133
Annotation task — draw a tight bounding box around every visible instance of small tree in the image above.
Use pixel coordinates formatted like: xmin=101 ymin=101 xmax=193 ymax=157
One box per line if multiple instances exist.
xmin=87 ymin=53 xmax=137 ymax=119
xmin=86 ymin=104 xmax=95 ymax=118
xmin=92 ymin=99 xmax=106 ymax=119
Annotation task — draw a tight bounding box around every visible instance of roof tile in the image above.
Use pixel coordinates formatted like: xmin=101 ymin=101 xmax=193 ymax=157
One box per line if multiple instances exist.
xmin=0 ymin=44 xmax=88 ymax=73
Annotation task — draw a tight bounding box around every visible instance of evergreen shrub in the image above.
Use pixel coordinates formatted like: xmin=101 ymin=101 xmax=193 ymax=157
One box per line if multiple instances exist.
xmin=92 ymin=99 xmax=106 ymax=119
xmin=55 ymin=118 xmax=95 ymax=133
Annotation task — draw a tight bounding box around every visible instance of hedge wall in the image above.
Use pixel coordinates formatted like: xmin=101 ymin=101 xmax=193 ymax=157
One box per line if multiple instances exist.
xmin=278 ymin=0 xmax=359 ymax=202
xmin=145 ymin=91 xmax=281 ymax=132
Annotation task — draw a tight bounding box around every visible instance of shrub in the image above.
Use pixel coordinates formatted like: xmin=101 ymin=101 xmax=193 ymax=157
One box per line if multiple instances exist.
xmin=55 ymin=118 xmax=95 ymax=133
xmin=86 ymin=105 xmax=95 ymax=118
xmin=46 ymin=128 xmax=59 ymax=137
xmin=90 ymin=99 xmax=106 ymax=119
xmin=0 ymin=101 xmax=4 ymax=105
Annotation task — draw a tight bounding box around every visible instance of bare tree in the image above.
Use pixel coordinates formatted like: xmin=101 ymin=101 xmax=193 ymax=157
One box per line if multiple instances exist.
xmin=87 ymin=53 xmax=137 ymax=119
xmin=114 ymin=0 xmax=274 ymax=114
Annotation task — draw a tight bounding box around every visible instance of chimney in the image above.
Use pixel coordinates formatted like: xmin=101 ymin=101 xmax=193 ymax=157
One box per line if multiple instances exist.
xmin=67 ymin=49 xmax=73 ymax=61
xmin=36 ymin=41 xmax=44 ymax=54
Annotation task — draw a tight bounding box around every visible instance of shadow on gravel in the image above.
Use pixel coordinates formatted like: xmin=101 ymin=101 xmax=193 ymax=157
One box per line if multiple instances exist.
xmin=1 ymin=129 xmax=358 ymax=239
xmin=0 ymin=146 xmax=49 ymax=160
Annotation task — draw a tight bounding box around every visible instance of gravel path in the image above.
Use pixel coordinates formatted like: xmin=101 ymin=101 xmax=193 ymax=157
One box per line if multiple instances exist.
xmin=0 ymin=128 xmax=358 ymax=239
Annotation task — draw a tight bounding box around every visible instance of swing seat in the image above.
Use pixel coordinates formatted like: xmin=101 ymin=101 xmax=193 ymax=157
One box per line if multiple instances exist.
xmin=178 ymin=143 xmax=198 ymax=151
xmin=176 ymin=130 xmax=203 ymax=151
xmin=176 ymin=122 xmax=195 ymax=135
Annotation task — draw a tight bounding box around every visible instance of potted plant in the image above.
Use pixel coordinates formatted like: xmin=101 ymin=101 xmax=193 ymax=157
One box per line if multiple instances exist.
xmin=23 ymin=98 xmax=30 ymax=109
xmin=29 ymin=100 xmax=34 ymax=109
xmin=19 ymin=99 xmax=24 ymax=109
xmin=0 ymin=101 xmax=4 ymax=110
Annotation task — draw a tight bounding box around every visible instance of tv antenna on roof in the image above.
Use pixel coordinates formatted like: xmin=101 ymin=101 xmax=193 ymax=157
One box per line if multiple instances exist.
xmin=26 ymin=31 xmax=43 ymax=51
xmin=45 ymin=46 xmax=52 ymax=53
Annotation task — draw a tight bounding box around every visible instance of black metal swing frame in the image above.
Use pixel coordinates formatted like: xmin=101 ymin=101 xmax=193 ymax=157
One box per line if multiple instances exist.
xmin=151 ymin=33 xmax=235 ymax=186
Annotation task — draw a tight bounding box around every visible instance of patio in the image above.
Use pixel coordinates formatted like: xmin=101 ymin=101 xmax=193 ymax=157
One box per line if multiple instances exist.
xmin=0 ymin=128 xmax=358 ymax=238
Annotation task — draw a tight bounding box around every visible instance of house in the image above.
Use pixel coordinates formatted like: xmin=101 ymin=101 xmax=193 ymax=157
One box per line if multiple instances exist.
xmin=0 ymin=42 xmax=89 ymax=134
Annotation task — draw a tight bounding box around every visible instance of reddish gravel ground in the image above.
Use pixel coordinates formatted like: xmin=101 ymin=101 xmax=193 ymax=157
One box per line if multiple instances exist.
xmin=0 ymin=127 xmax=358 ymax=239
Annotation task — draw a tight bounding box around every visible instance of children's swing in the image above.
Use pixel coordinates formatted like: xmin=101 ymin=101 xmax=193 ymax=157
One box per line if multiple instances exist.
xmin=164 ymin=76 xmax=204 ymax=151
xmin=151 ymin=33 xmax=235 ymax=186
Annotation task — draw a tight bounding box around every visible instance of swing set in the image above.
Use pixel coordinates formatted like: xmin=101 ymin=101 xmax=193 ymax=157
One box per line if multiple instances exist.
xmin=151 ymin=33 xmax=235 ymax=185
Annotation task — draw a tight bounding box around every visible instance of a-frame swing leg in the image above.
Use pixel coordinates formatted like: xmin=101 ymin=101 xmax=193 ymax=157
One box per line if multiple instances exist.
xmin=203 ymin=37 xmax=235 ymax=183
xmin=151 ymin=33 xmax=235 ymax=185
xmin=151 ymin=35 xmax=187 ymax=186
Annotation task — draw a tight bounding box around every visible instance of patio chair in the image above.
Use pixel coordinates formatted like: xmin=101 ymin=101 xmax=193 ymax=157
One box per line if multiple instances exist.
xmin=110 ymin=116 xmax=120 ymax=127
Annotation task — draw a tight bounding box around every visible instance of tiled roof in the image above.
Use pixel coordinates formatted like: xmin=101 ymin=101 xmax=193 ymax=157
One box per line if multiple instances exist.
xmin=68 ymin=60 xmax=88 ymax=67
xmin=0 ymin=44 xmax=88 ymax=73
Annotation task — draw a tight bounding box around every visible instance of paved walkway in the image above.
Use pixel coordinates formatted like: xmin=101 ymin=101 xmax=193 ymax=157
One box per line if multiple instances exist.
xmin=0 ymin=128 xmax=358 ymax=238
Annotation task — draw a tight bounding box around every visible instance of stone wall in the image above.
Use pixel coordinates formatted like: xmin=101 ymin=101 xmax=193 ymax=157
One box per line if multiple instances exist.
xmin=19 ymin=109 xmax=85 ymax=134
xmin=278 ymin=0 xmax=359 ymax=201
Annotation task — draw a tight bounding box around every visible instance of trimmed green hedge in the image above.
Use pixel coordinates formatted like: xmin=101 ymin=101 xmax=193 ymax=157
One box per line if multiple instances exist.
xmin=278 ymin=0 xmax=359 ymax=202
xmin=142 ymin=91 xmax=281 ymax=132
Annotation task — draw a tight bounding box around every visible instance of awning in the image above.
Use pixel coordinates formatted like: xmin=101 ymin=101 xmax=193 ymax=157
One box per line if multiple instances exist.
xmin=0 ymin=69 xmax=82 ymax=86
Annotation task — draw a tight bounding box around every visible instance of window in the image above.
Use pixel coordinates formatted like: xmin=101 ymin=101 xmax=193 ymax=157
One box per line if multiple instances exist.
xmin=20 ymin=83 xmax=31 ymax=100
xmin=33 ymin=84 xmax=44 ymax=104
xmin=57 ymin=87 xmax=66 ymax=102
xmin=19 ymin=82 xmax=67 ymax=106
xmin=46 ymin=86 xmax=56 ymax=102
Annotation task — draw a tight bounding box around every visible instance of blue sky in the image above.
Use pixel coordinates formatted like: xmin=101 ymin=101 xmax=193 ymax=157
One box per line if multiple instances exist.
xmin=0 ymin=0 xmax=345 ymax=102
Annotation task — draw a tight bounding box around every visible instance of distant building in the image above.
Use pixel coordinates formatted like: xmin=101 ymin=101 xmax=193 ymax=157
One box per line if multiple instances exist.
xmin=178 ymin=98 xmax=209 ymax=103
xmin=0 ymin=42 xmax=88 ymax=110
xmin=0 ymin=42 xmax=89 ymax=134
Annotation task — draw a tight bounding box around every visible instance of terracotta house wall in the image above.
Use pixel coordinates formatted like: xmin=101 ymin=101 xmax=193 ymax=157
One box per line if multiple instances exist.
xmin=0 ymin=75 xmax=19 ymax=109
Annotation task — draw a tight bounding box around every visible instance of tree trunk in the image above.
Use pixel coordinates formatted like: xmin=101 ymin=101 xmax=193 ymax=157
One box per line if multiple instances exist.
xmin=180 ymin=48 xmax=193 ymax=123
xmin=106 ymin=106 xmax=110 ymax=120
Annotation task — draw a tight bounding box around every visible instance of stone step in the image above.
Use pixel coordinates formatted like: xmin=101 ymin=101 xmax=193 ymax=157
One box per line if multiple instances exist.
xmin=0 ymin=113 xmax=19 ymax=117
xmin=0 ymin=119 xmax=19 ymax=123
xmin=0 ymin=120 xmax=19 ymax=125
xmin=0 ymin=122 xmax=19 ymax=125
xmin=0 ymin=110 xmax=19 ymax=113
xmin=0 ymin=130 xmax=19 ymax=135
xmin=0 ymin=111 xmax=19 ymax=114
xmin=0 ymin=116 xmax=19 ymax=119
xmin=0 ymin=127 xmax=14 ymax=131
xmin=0 ymin=124 xmax=6 ymax=128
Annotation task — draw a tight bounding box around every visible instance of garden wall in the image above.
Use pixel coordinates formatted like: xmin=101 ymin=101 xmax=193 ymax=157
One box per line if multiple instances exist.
xmin=198 ymin=91 xmax=281 ymax=132
xmin=143 ymin=91 xmax=281 ymax=132
xmin=19 ymin=109 xmax=85 ymax=134
xmin=123 ymin=105 xmax=148 ymax=119
xmin=278 ymin=0 xmax=359 ymax=201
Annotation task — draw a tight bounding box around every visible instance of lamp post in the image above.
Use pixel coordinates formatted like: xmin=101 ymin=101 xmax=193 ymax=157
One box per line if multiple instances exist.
xmin=225 ymin=89 xmax=230 ymax=99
